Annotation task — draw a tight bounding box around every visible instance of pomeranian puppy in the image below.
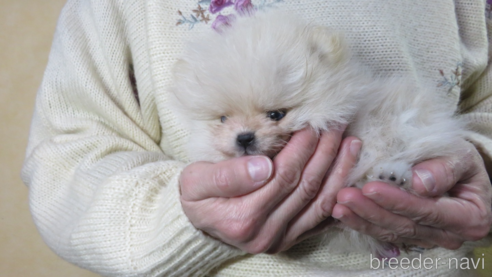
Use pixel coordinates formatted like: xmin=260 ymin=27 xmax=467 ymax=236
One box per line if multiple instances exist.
xmin=167 ymin=10 xmax=467 ymax=258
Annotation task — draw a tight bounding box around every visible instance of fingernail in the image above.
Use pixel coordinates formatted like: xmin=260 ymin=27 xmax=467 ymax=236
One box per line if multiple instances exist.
xmin=350 ymin=139 xmax=362 ymax=157
xmin=363 ymin=190 xmax=380 ymax=201
xmin=414 ymin=169 xmax=435 ymax=192
xmin=337 ymin=199 xmax=351 ymax=206
xmin=247 ymin=156 xmax=272 ymax=183
xmin=332 ymin=209 xmax=344 ymax=219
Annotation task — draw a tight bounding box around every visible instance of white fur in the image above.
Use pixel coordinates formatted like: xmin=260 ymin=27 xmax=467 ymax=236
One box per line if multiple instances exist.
xmin=167 ymin=11 xmax=468 ymax=257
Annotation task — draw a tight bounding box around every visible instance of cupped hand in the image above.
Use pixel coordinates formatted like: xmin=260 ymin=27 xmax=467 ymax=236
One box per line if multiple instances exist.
xmin=333 ymin=139 xmax=492 ymax=250
xmin=179 ymin=127 xmax=362 ymax=254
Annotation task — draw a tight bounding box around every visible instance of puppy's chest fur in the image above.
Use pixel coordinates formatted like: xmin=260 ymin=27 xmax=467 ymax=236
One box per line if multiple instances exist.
xmin=168 ymin=10 xmax=467 ymax=258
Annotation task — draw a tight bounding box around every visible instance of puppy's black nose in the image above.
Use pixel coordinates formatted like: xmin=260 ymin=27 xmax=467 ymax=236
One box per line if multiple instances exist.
xmin=237 ymin=132 xmax=255 ymax=148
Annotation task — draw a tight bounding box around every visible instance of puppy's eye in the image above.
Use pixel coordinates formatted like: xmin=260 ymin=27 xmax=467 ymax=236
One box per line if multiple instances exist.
xmin=220 ymin=116 xmax=227 ymax=123
xmin=267 ymin=110 xmax=286 ymax=121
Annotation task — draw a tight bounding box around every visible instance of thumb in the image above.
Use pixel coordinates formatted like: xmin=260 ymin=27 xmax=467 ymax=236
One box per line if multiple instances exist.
xmin=180 ymin=156 xmax=273 ymax=201
xmin=411 ymin=145 xmax=480 ymax=196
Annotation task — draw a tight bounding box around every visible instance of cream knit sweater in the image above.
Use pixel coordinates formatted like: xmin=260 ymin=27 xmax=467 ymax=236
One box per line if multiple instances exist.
xmin=22 ymin=0 xmax=492 ymax=276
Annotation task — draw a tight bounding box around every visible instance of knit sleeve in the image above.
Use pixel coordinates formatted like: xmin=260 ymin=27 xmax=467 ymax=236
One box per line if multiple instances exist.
xmin=20 ymin=0 xmax=243 ymax=276
xmin=459 ymin=12 xmax=492 ymax=176
xmin=460 ymin=66 xmax=492 ymax=175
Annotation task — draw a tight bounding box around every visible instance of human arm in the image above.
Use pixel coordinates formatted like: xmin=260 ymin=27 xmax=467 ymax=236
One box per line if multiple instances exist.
xmin=21 ymin=1 xmax=245 ymax=276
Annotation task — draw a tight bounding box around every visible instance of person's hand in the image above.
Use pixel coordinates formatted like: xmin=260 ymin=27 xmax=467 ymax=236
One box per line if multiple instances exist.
xmin=332 ymin=139 xmax=492 ymax=250
xmin=179 ymin=127 xmax=362 ymax=254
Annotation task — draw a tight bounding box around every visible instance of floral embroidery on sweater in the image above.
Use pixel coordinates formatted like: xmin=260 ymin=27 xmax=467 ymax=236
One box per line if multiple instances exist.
xmin=437 ymin=63 xmax=462 ymax=93
xmin=176 ymin=0 xmax=283 ymax=30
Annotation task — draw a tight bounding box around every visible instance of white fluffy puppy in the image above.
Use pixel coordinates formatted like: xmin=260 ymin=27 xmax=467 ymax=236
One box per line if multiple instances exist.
xmin=168 ymin=11 xmax=467 ymax=258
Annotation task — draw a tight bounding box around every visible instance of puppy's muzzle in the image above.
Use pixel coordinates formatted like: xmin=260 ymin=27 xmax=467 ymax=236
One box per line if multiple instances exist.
xmin=236 ymin=132 xmax=256 ymax=150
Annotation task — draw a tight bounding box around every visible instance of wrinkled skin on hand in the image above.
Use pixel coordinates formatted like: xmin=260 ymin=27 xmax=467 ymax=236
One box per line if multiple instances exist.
xmin=333 ymin=139 xmax=492 ymax=250
xmin=180 ymin=127 xmax=363 ymax=254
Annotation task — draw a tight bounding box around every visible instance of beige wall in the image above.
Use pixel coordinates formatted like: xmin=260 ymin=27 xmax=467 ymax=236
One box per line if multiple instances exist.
xmin=1 ymin=1 xmax=491 ymax=277
xmin=0 ymin=1 xmax=97 ymax=276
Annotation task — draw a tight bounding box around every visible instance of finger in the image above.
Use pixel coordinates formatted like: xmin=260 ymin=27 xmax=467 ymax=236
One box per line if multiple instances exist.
xmin=412 ymin=158 xmax=464 ymax=197
xmin=335 ymin=207 xmax=453 ymax=250
xmin=281 ymin=135 xmax=360 ymax=245
xmin=275 ymin=129 xmax=349 ymax=220
xmin=265 ymin=130 xmax=350 ymax=253
xmin=180 ymin=155 xmax=272 ymax=201
xmin=253 ymin=128 xmax=320 ymax=213
xmin=332 ymin=197 xmax=464 ymax=249
xmin=336 ymin=187 xmax=434 ymax=243
xmin=362 ymin=182 xmax=492 ymax=240
xmin=233 ymin=128 xmax=320 ymax=253
xmin=332 ymin=203 xmax=390 ymax=239
xmin=411 ymin=142 xmax=479 ymax=197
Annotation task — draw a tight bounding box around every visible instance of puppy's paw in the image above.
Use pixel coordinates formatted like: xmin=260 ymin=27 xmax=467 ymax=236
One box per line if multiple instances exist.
xmin=366 ymin=161 xmax=412 ymax=189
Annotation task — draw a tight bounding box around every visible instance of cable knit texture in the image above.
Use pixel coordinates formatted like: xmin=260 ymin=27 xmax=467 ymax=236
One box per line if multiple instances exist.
xmin=21 ymin=0 xmax=492 ymax=276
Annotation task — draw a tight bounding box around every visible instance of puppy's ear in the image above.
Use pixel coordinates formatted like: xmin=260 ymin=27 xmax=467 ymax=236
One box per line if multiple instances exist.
xmin=308 ymin=26 xmax=347 ymax=65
